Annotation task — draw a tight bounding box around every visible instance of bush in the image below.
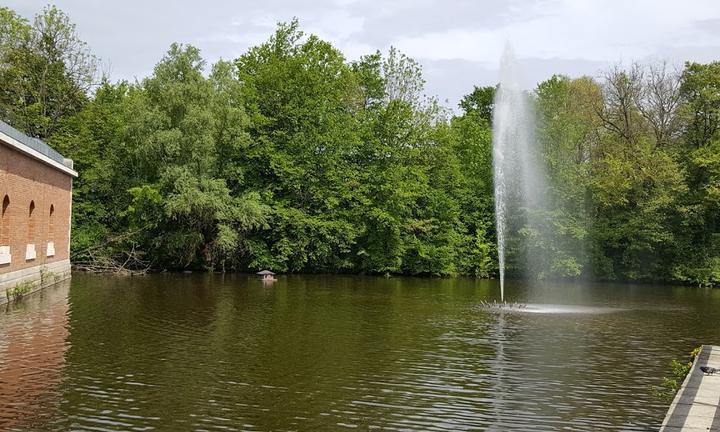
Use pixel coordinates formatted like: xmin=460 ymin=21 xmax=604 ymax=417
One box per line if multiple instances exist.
xmin=5 ymin=281 xmax=34 ymax=302
xmin=655 ymin=347 xmax=701 ymax=401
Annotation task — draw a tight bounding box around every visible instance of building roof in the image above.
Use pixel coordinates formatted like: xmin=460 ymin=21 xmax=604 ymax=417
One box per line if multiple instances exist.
xmin=0 ymin=120 xmax=77 ymax=177
xmin=257 ymin=270 xmax=276 ymax=275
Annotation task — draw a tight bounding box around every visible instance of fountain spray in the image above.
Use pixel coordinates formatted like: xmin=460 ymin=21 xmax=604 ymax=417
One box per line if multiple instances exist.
xmin=492 ymin=44 xmax=544 ymax=302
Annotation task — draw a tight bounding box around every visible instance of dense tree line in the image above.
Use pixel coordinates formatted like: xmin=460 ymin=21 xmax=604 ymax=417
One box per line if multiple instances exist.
xmin=1 ymin=6 xmax=719 ymax=284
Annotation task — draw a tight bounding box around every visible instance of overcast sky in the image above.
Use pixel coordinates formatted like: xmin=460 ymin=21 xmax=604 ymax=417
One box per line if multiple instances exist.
xmin=6 ymin=0 xmax=720 ymax=108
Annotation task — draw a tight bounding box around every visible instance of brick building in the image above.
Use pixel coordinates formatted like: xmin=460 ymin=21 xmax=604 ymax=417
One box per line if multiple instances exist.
xmin=0 ymin=120 xmax=77 ymax=301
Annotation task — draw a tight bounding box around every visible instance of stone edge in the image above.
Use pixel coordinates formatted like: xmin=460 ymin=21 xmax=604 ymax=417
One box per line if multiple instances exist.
xmin=660 ymin=345 xmax=717 ymax=431
xmin=0 ymin=259 xmax=71 ymax=304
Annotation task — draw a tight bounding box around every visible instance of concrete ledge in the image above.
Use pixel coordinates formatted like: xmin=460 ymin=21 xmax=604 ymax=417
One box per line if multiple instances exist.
xmin=0 ymin=259 xmax=71 ymax=303
xmin=660 ymin=345 xmax=720 ymax=431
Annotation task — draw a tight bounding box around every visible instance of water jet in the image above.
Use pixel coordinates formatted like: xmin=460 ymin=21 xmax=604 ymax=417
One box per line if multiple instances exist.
xmin=492 ymin=44 xmax=546 ymax=301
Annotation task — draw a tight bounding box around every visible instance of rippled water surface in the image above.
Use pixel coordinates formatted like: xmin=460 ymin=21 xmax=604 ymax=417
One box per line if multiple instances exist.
xmin=2 ymin=274 xmax=720 ymax=431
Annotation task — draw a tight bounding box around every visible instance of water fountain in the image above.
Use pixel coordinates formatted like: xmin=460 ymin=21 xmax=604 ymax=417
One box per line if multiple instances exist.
xmin=483 ymin=46 xmax=618 ymax=315
xmin=492 ymin=44 xmax=545 ymax=304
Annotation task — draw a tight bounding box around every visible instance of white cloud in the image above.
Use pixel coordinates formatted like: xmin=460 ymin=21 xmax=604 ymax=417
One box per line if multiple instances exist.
xmin=391 ymin=0 xmax=720 ymax=66
xmin=5 ymin=0 xmax=720 ymax=106
xmin=307 ymin=10 xmax=365 ymax=40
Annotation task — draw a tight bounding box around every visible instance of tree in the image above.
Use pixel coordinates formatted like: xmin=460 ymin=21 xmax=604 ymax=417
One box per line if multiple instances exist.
xmin=680 ymin=62 xmax=720 ymax=149
xmin=441 ymin=107 xmax=496 ymax=276
xmin=50 ymin=81 xmax=136 ymax=267
xmin=382 ymin=46 xmax=425 ymax=108
xmin=534 ymin=75 xmax=602 ymax=278
xmin=459 ymin=85 xmax=496 ymax=123
xmin=235 ymin=19 xmax=363 ymax=272
xmin=123 ymin=44 xmax=269 ymax=270
xmin=0 ymin=5 xmax=97 ymax=139
xmin=8 ymin=5 xmax=720 ymax=283
xmin=636 ymin=62 xmax=683 ymax=148
xmin=0 ymin=7 xmax=29 ymax=51
xmin=590 ymin=65 xmax=687 ymax=280
xmin=596 ymin=64 xmax=646 ymax=146
xmin=671 ymin=61 xmax=720 ymax=285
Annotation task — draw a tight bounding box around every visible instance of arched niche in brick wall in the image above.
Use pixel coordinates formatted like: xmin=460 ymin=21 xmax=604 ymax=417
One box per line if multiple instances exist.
xmin=28 ymin=200 xmax=35 ymax=240
xmin=26 ymin=200 xmax=36 ymax=261
xmin=0 ymin=195 xmax=10 ymax=238
xmin=47 ymin=204 xmax=56 ymax=257
xmin=49 ymin=204 xmax=55 ymax=237
xmin=1 ymin=195 xmax=9 ymax=244
xmin=1 ymin=195 xmax=11 ymax=264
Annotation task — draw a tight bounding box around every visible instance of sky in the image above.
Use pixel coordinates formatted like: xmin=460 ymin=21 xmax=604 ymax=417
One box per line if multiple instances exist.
xmin=6 ymin=0 xmax=720 ymax=108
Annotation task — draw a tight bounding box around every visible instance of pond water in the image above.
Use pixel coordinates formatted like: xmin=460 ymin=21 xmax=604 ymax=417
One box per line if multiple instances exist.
xmin=1 ymin=273 xmax=719 ymax=431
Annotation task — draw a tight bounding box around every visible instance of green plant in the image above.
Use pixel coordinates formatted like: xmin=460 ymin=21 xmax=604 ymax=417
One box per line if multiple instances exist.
xmin=40 ymin=266 xmax=59 ymax=285
xmin=40 ymin=266 xmax=48 ymax=284
xmin=5 ymin=281 xmax=34 ymax=302
xmin=655 ymin=347 xmax=701 ymax=401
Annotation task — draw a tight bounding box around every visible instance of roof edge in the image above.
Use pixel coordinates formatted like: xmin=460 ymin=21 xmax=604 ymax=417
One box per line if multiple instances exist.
xmin=0 ymin=129 xmax=78 ymax=177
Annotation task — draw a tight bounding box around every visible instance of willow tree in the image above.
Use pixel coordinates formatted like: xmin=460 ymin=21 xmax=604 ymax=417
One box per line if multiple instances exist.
xmin=119 ymin=44 xmax=268 ymax=271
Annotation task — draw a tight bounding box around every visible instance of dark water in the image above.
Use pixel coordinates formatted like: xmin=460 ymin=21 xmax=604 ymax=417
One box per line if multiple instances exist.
xmin=2 ymin=274 xmax=720 ymax=431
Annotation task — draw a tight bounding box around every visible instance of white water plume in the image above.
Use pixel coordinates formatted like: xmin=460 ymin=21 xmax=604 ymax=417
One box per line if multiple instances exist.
xmin=492 ymin=44 xmax=546 ymax=302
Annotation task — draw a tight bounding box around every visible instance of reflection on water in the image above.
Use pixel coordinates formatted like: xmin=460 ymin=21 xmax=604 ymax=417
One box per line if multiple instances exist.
xmin=514 ymin=304 xmax=624 ymax=314
xmin=1 ymin=274 xmax=720 ymax=431
xmin=0 ymin=281 xmax=70 ymax=430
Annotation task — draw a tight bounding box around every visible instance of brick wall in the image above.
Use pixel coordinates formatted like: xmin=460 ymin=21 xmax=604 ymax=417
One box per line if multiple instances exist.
xmin=0 ymin=142 xmax=73 ymax=274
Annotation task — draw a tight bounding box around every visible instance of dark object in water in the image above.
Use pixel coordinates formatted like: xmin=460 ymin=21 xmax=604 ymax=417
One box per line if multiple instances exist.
xmin=700 ymin=366 xmax=718 ymax=375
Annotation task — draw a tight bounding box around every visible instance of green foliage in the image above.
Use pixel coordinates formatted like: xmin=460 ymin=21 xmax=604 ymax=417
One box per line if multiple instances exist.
xmin=0 ymin=5 xmax=97 ymax=139
xmin=668 ymin=62 xmax=720 ymax=285
xmin=0 ymin=7 xmax=29 ymax=49
xmin=459 ymin=85 xmax=496 ymax=122
xmin=673 ymin=255 xmax=720 ymax=287
xmin=680 ymin=62 xmax=720 ymax=149
xmin=115 ymin=44 xmax=270 ymax=271
xmin=3 ymin=5 xmax=720 ymax=283
xmin=532 ymin=75 xmax=599 ymax=279
xmin=39 ymin=266 xmax=57 ymax=284
xmin=656 ymin=347 xmax=701 ymax=401
xmin=591 ymin=136 xmax=687 ymax=280
xmin=6 ymin=281 xmax=33 ymax=302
